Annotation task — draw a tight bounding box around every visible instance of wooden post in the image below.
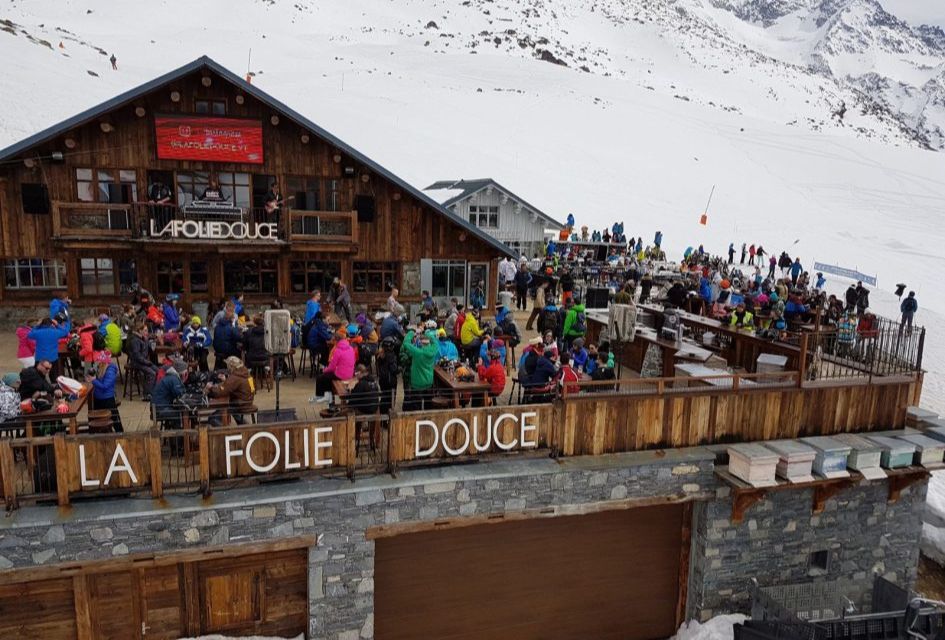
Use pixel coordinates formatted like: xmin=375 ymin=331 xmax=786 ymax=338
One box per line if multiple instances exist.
xmin=345 ymin=413 xmax=356 ymax=480
xmin=73 ymin=574 xmax=93 ymax=640
xmin=798 ymin=333 xmax=809 ymax=387
xmin=148 ymin=431 xmax=164 ymax=499
xmin=53 ymin=433 xmax=70 ymax=507
xmin=387 ymin=412 xmax=400 ymax=476
xmin=198 ymin=426 xmax=210 ymax=497
xmin=0 ymin=440 xmax=17 ymax=511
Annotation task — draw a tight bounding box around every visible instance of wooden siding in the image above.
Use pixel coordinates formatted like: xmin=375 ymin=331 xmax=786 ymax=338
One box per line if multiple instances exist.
xmin=447 ymin=186 xmax=549 ymax=245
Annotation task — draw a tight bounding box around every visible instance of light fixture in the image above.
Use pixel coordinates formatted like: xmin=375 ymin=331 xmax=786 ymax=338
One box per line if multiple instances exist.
xmin=99 ymin=122 xmax=114 ymax=133
xmin=270 ymin=115 xmax=280 ymax=126
xmin=201 ymin=76 xmax=212 ymax=87
xmin=343 ymin=166 xmax=356 ymax=177
xmin=23 ymin=158 xmax=35 ymax=169
xmin=333 ymin=154 xmax=342 ymax=163
xmin=170 ymin=90 xmax=180 ymax=103
xmin=235 ymin=94 xmax=245 ymax=105
xmin=134 ymin=106 xmax=146 ymax=118
xmin=360 ymin=173 xmax=370 ymax=183
xmin=300 ymin=133 xmax=310 ymax=144
xmin=50 ymin=151 xmax=65 ymax=163
xmin=64 ymin=137 xmax=76 ymax=149
xmin=393 ymin=192 xmax=402 ymax=201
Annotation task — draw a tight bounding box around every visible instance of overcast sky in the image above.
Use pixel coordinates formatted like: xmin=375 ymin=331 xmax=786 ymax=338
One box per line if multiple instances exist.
xmin=881 ymin=0 xmax=945 ymax=28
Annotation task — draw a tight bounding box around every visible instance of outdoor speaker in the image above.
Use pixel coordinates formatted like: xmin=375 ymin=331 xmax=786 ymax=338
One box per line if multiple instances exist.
xmin=264 ymin=309 xmax=292 ymax=354
xmin=356 ymin=195 xmax=375 ymax=222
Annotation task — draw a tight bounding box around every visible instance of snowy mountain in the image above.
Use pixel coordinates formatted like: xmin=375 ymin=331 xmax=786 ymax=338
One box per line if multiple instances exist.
xmin=2 ymin=0 xmax=945 ymax=411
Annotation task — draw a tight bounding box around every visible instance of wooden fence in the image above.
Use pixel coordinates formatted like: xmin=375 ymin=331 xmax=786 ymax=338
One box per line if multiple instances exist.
xmin=0 ymin=373 xmax=922 ymax=509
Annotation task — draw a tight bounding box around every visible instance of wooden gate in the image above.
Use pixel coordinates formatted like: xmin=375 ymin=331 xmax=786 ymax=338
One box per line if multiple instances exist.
xmin=374 ymin=504 xmax=689 ymax=640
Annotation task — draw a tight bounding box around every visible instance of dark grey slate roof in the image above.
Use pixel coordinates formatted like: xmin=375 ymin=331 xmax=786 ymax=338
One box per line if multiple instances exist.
xmin=0 ymin=56 xmax=516 ymax=257
xmin=424 ymin=178 xmax=565 ymax=229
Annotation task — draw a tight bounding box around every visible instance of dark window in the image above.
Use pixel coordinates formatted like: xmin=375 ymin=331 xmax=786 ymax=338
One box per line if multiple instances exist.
xmin=808 ymin=550 xmax=830 ymax=576
xmin=191 ymin=261 xmax=209 ymax=294
xmin=286 ymin=176 xmax=320 ymax=211
xmin=289 ymin=260 xmax=340 ymax=294
xmin=223 ymin=259 xmax=278 ymax=295
xmin=195 ymin=99 xmax=226 ymax=115
xmin=157 ymin=261 xmax=184 ymax=295
xmin=469 ymin=205 xmax=499 ymax=229
xmin=20 ymin=183 xmax=50 ymax=214
xmin=353 ymin=262 xmax=397 ymax=294
xmin=75 ymin=168 xmax=137 ymax=204
xmin=79 ymin=258 xmax=136 ymax=296
xmin=3 ymin=258 xmax=66 ymax=289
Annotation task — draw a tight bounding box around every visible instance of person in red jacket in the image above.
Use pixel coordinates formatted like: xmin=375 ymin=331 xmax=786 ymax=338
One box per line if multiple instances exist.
xmin=476 ymin=350 xmax=506 ymax=406
xmin=77 ymin=318 xmax=99 ymax=372
xmin=557 ymin=352 xmax=581 ymax=396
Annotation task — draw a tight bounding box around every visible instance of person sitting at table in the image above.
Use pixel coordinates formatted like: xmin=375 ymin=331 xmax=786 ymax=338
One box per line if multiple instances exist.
xmin=15 ymin=319 xmax=36 ymax=369
xmin=437 ymin=328 xmax=459 ymax=362
xmin=212 ymin=306 xmax=242 ymax=370
xmin=0 ymin=373 xmax=21 ymax=424
xmin=151 ymin=360 xmax=188 ymax=429
xmin=519 ymin=340 xmax=543 ymax=382
xmin=127 ymin=323 xmax=158 ymax=400
xmin=243 ymin=315 xmax=270 ymax=371
xmin=28 ymin=318 xmax=70 ymax=381
xmin=460 ymin=308 xmax=485 ymax=362
xmin=557 ymin=352 xmax=581 ymax=396
xmin=401 ymin=327 xmax=438 ymax=412
xmin=76 ymin=317 xmax=100 ymax=375
xmin=728 ymin=302 xmax=755 ymax=333
xmin=207 ymin=356 xmax=254 ymax=426
xmin=314 ymin=328 xmax=356 ymax=401
xmin=478 ymin=334 xmax=506 ymax=368
xmin=19 ymin=359 xmax=59 ymax=400
xmin=380 ymin=307 xmax=406 ymax=341
xmin=87 ymin=351 xmax=122 ymax=432
xmin=347 ymin=363 xmax=382 ymax=416
xmin=161 ymin=294 xmax=182 ymax=334
xmin=476 ymin=349 xmax=506 ymax=406
xmin=183 ymin=316 xmax=212 ymax=372
xmin=306 ymin=311 xmax=334 ymax=372
xmin=98 ymin=314 xmax=122 ymax=358
xmin=570 ymin=337 xmax=589 ymax=372
xmin=523 ymin=348 xmax=557 ymax=402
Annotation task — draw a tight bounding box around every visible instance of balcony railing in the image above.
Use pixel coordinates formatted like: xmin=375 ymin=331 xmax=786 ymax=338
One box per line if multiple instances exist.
xmin=51 ymin=201 xmax=358 ymax=245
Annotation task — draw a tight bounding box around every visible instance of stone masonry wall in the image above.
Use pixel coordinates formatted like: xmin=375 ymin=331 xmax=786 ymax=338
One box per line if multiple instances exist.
xmin=688 ymin=479 xmax=927 ymax=620
xmin=0 ymin=452 xmax=714 ymax=640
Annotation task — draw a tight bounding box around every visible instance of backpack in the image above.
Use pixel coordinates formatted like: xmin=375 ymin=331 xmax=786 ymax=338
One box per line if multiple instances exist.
xmin=453 ymin=312 xmax=466 ymax=340
xmin=92 ymin=331 xmax=106 ymax=352
xmin=572 ymin=311 xmax=587 ymax=335
xmin=540 ymin=309 xmax=558 ymax=335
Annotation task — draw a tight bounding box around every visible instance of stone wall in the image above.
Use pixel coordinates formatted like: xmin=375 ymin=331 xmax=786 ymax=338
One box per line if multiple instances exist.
xmin=0 ymin=449 xmax=927 ymax=639
xmin=688 ymin=480 xmax=927 ymax=620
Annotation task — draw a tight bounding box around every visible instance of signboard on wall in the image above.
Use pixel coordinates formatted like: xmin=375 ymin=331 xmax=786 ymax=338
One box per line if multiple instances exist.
xmin=154 ymin=115 xmax=264 ymax=163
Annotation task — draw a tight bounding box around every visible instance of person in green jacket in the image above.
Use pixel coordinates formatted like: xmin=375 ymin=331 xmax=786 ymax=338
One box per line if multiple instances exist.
xmin=402 ymin=328 xmax=439 ymax=411
xmin=562 ymin=298 xmax=587 ymax=350
xmin=99 ymin=314 xmax=123 ymax=356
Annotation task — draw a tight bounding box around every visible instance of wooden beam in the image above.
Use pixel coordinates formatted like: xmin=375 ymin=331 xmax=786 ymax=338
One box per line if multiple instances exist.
xmin=676 ymin=502 xmax=693 ymax=628
xmin=148 ymin=431 xmax=163 ymax=499
xmin=812 ymin=478 xmax=855 ymax=514
xmin=0 ymin=439 xmax=17 ymax=510
xmin=73 ymin=574 xmax=93 ymax=640
xmin=198 ymin=426 xmax=210 ymax=497
xmin=731 ymin=489 xmax=766 ymax=525
xmin=887 ymin=468 xmax=929 ymax=504
xmin=53 ymin=433 xmax=70 ymax=507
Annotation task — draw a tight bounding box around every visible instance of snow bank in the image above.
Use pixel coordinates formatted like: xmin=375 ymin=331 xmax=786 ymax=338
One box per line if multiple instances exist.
xmin=672 ymin=614 xmax=748 ymax=640
xmin=921 ymin=471 xmax=945 ymax=564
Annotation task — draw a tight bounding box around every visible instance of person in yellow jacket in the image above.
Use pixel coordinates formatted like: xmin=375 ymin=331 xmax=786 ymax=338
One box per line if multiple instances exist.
xmin=460 ymin=309 xmax=485 ymax=361
xmin=728 ymin=303 xmax=755 ymax=332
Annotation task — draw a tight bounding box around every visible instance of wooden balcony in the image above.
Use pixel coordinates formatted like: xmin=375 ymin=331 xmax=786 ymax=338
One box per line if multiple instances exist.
xmin=288 ymin=210 xmax=358 ymax=249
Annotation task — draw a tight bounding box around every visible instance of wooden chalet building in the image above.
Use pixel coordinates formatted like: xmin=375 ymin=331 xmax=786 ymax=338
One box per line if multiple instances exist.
xmin=0 ymin=56 xmax=513 ymax=311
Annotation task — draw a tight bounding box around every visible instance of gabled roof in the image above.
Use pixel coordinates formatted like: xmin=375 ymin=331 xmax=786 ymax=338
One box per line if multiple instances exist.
xmin=424 ymin=178 xmax=565 ymax=229
xmin=0 ymin=56 xmax=516 ymax=258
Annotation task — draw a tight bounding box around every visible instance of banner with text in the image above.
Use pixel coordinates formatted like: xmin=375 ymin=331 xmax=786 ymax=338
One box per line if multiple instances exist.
xmin=812 ymin=261 xmax=877 ymax=287
xmin=154 ymin=115 xmax=264 ymax=164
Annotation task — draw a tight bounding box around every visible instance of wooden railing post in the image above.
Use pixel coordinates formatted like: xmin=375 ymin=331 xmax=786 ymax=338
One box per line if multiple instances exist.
xmin=344 ymin=413 xmax=356 ymax=480
xmin=387 ymin=412 xmax=401 ymax=476
xmin=198 ymin=426 xmax=211 ymax=497
xmin=53 ymin=433 xmax=70 ymax=507
xmin=0 ymin=440 xmax=17 ymax=511
xmin=148 ymin=430 xmax=164 ymax=499
xmin=798 ymin=333 xmax=809 ymax=387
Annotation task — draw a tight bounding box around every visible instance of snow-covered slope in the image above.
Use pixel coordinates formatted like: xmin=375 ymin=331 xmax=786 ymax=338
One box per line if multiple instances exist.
xmin=1 ymin=0 xmax=945 ymax=410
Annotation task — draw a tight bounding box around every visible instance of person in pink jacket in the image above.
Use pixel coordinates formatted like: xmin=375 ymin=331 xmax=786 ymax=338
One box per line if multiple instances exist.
xmin=314 ymin=327 xmax=357 ymax=398
xmin=16 ymin=320 xmax=36 ymax=368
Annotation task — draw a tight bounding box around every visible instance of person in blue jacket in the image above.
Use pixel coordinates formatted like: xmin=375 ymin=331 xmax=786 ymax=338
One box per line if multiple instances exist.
xmin=790 ymin=258 xmax=803 ymax=285
xmin=28 ymin=318 xmax=70 ymax=379
xmin=49 ymin=292 xmax=71 ymax=324
xmin=699 ymin=276 xmax=712 ymax=304
xmin=183 ymin=316 xmax=212 ymax=371
xmin=306 ymin=312 xmax=334 ymax=369
xmin=86 ymin=352 xmax=122 ymax=432
xmin=437 ymin=328 xmax=459 ymax=362
xmin=304 ymin=289 xmax=322 ymax=324
xmin=566 ymin=213 xmax=575 ymax=228
xmin=212 ymin=311 xmax=242 ymax=370
xmin=900 ymin=291 xmax=918 ymax=334
xmin=815 ymin=272 xmax=826 ymax=290
xmin=162 ymin=294 xmax=182 ymax=333
xmin=479 ymin=336 xmax=506 ymax=367
xmin=231 ymin=293 xmax=246 ymax=318
xmin=654 ymin=230 xmax=663 ymax=248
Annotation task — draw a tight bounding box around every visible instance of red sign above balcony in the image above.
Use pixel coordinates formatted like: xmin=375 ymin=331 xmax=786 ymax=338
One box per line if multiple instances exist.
xmin=154 ymin=116 xmax=264 ymax=164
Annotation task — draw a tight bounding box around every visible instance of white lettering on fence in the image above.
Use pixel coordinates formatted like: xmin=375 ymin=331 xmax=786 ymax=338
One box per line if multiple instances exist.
xmin=414 ymin=411 xmax=539 ymax=458
xmin=150 ymin=219 xmax=278 ymax=241
xmin=78 ymin=442 xmax=138 ymax=488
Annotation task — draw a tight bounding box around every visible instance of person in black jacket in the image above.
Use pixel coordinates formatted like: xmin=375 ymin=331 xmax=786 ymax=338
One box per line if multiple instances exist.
xmin=242 ymin=315 xmax=269 ymax=370
xmin=513 ymin=264 xmax=532 ymax=312
xmin=126 ymin=324 xmax=158 ymax=399
xmin=375 ymin=338 xmax=400 ymax=414
xmin=19 ymin=360 xmax=59 ymax=399
xmin=844 ymin=284 xmax=858 ymax=312
xmin=212 ymin=310 xmax=243 ymax=370
xmin=855 ymin=281 xmax=870 ymax=315
xmin=559 ymin=268 xmax=575 ymax=305
xmin=667 ymin=282 xmax=688 ymax=308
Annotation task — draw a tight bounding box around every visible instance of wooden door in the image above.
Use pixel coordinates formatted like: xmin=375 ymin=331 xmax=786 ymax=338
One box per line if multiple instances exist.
xmin=139 ymin=565 xmax=185 ymax=639
xmin=0 ymin=577 xmax=77 ymax=639
xmin=87 ymin=571 xmax=140 ymax=640
xmin=375 ymin=505 xmax=685 ymax=640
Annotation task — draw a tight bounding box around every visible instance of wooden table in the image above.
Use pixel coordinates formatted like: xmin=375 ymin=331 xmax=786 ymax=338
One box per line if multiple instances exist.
xmin=434 ymin=367 xmax=491 ymax=408
xmin=15 ymin=384 xmax=91 ymax=470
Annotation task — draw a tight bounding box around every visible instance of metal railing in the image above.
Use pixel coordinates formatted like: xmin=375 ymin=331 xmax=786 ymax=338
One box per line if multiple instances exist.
xmin=802 ymin=316 xmax=925 ymax=382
